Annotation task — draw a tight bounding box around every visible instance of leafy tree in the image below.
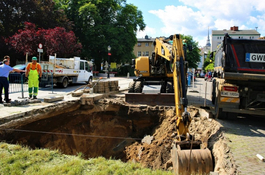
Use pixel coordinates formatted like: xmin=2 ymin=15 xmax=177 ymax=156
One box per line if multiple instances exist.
xmin=7 ymin=22 xmax=82 ymax=58
xmin=182 ymin=35 xmax=201 ymax=69
xmin=0 ymin=0 xmax=72 ymax=60
xmin=203 ymin=51 xmax=215 ymax=71
xmin=55 ymin=0 xmax=145 ymax=70
xmin=0 ymin=0 xmax=72 ymax=37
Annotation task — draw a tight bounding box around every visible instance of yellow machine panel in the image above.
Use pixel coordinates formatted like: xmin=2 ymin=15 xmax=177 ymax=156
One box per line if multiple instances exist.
xmin=134 ymin=56 xmax=150 ymax=77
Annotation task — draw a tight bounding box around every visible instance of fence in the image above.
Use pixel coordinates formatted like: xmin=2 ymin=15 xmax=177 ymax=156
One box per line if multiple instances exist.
xmin=8 ymin=73 xmax=28 ymax=97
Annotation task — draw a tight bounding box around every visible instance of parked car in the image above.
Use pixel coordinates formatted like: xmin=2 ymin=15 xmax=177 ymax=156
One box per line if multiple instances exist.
xmin=9 ymin=64 xmax=26 ymax=83
xmin=200 ymin=72 xmax=205 ymax=78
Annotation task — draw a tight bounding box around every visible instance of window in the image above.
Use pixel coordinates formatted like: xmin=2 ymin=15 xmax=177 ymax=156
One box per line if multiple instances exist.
xmin=137 ymin=51 xmax=141 ymax=56
xmin=145 ymin=43 xmax=149 ymax=46
xmin=85 ymin=62 xmax=90 ymax=72
xmin=142 ymin=51 xmax=145 ymax=56
xmin=145 ymin=51 xmax=149 ymax=56
xmin=137 ymin=43 xmax=141 ymax=46
xmin=80 ymin=61 xmax=84 ymax=70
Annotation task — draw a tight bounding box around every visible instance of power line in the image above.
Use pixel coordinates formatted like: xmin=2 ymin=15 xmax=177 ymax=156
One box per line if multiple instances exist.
xmin=0 ymin=128 xmax=142 ymax=141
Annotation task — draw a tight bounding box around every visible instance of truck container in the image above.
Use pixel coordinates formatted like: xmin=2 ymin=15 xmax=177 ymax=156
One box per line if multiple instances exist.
xmin=212 ymin=33 xmax=265 ymax=118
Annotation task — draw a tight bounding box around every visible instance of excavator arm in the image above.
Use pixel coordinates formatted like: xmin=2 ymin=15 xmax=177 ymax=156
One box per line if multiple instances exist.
xmin=170 ymin=34 xmax=213 ymax=175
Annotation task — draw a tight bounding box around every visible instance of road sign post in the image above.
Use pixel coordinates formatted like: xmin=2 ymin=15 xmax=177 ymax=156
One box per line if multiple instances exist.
xmin=38 ymin=43 xmax=43 ymax=63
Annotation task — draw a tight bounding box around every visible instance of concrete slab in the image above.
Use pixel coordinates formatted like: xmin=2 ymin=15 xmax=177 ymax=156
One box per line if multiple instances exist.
xmin=44 ymin=96 xmax=64 ymax=103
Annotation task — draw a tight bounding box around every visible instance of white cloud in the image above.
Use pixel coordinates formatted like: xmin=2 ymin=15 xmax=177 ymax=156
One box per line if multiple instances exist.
xmin=149 ymin=5 xmax=210 ymax=36
xmin=137 ymin=26 xmax=156 ymax=38
xmin=142 ymin=0 xmax=265 ymax=46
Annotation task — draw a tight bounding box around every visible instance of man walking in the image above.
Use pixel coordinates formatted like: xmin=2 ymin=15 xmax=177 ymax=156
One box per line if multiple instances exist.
xmin=25 ymin=57 xmax=42 ymax=99
xmin=0 ymin=59 xmax=25 ymax=103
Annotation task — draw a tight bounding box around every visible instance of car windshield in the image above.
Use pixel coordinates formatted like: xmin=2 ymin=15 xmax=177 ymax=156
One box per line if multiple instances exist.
xmin=13 ymin=65 xmax=25 ymax=70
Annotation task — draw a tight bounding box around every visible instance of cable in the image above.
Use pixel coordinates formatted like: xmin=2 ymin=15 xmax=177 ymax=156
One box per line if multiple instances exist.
xmin=0 ymin=128 xmax=142 ymax=141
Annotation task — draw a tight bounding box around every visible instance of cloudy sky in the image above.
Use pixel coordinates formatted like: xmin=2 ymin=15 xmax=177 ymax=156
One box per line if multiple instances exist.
xmin=126 ymin=0 xmax=265 ymax=47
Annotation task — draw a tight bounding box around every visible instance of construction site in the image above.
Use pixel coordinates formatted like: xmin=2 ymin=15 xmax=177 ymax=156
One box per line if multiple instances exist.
xmin=1 ymin=34 xmax=265 ymax=174
xmin=0 ymin=88 xmax=235 ymax=175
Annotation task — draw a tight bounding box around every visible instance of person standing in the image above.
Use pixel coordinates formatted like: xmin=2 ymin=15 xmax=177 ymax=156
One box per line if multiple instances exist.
xmin=0 ymin=55 xmax=10 ymax=65
xmin=25 ymin=56 xmax=42 ymax=99
xmin=0 ymin=59 xmax=25 ymax=103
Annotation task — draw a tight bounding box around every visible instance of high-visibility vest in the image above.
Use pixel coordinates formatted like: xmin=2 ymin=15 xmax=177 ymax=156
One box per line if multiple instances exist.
xmin=29 ymin=63 xmax=40 ymax=71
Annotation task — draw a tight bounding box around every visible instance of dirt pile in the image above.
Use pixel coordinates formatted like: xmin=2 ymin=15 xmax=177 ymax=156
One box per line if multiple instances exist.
xmin=125 ymin=106 xmax=238 ymax=174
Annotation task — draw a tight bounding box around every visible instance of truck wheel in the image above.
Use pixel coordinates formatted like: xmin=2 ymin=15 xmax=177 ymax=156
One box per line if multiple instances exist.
xmin=134 ymin=81 xmax=142 ymax=93
xmin=128 ymin=81 xmax=135 ymax=93
xmin=214 ymin=88 xmax=225 ymax=119
xmin=212 ymin=79 xmax=216 ymax=105
xmin=215 ymin=100 xmax=225 ymax=119
xmin=60 ymin=78 xmax=68 ymax=88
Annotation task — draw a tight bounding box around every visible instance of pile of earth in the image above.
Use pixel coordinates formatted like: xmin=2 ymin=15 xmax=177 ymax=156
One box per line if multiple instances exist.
xmin=124 ymin=105 xmax=238 ymax=175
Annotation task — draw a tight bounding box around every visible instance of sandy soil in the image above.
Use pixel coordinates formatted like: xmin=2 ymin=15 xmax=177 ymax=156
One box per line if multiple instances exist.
xmin=125 ymin=106 xmax=238 ymax=175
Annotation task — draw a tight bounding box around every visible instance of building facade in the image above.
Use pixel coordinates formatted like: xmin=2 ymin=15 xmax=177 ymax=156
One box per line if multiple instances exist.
xmin=211 ymin=26 xmax=260 ymax=51
xmin=133 ymin=35 xmax=155 ymax=58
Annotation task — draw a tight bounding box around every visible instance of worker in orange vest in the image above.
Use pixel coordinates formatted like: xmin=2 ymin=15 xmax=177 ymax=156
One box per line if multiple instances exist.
xmin=25 ymin=57 xmax=42 ymax=99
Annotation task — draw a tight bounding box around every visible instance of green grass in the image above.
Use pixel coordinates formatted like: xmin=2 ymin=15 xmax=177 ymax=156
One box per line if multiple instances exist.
xmin=0 ymin=142 xmax=172 ymax=175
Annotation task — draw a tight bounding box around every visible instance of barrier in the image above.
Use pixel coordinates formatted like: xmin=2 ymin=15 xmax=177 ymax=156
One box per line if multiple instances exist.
xmin=8 ymin=73 xmax=28 ymax=98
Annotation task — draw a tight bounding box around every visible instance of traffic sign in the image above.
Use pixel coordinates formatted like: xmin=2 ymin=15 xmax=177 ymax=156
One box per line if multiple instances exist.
xmin=38 ymin=43 xmax=43 ymax=49
xmin=38 ymin=48 xmax=43 ymax=53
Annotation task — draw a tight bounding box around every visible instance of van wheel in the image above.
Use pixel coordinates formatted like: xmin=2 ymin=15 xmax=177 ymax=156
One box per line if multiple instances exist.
xmin=86 ymin=77 xmax=92 ymax=84
xmin=60 ymin=78 xmax=68 ymax=88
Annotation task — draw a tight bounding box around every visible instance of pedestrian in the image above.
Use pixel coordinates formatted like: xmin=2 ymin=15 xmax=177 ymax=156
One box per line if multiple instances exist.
xmin=0 ymin=59 xmax=25 ymax=103
xmin=25 ymin=56 xmax=42 ymax=99
xmin=0 ymin=55 xmax=10 ymax=65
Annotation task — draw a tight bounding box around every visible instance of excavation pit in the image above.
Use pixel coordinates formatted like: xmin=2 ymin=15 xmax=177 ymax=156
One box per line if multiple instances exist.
xmin=0 ymin=100 xmax=166 ymax=161
xmin=0 ymin=98 xmax=237 ymax=174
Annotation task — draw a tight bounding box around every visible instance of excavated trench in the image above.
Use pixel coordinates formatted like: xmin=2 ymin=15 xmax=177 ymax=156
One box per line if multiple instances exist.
xmin=0 ymin=98 xmax=237 ymax=174
xmin=0 ymin=100 xmax=166 ymax=161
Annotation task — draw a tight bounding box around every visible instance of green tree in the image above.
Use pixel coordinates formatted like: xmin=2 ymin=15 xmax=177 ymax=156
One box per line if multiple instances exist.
xmin=182 ymin=35 xmax=201 ymax=69
xmin=203 ymin=51 xmax=215 ymax=71
xmin=55 ymin=0 xmax=145 ymax=70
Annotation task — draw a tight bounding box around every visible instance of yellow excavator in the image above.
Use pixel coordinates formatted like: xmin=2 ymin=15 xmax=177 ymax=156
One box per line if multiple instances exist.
xmin=126 ymin=34 xmax=213 ymax=174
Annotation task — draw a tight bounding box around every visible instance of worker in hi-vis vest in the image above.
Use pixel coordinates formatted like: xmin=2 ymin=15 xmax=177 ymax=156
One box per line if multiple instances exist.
xmin=25 ymin=57 xmax=42 ymax=99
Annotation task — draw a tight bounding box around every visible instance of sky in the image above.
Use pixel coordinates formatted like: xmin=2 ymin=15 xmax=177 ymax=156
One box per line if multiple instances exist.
xmin=126 ymin=0 xmax=265 ymax=47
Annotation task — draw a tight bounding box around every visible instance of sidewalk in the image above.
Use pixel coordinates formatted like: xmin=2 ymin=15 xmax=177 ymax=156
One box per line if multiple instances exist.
xmin=0 ymin=76 xmax=133 ymax=122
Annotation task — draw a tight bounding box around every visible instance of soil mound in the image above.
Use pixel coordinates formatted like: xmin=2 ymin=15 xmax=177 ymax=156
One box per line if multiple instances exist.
xmin=125 ymin=106 xmax=238 ymax=174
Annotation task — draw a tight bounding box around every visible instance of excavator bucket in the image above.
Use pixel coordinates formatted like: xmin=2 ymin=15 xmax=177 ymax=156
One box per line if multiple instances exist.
xmin=125 ymin=93 xmax=175 ymax=106
xmin=171 ymin=145 xmax=213 ymax=175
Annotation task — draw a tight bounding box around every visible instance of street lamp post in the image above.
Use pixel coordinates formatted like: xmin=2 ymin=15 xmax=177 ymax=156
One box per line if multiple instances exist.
xmin=107 ymin=45 xmax=111 ymax=78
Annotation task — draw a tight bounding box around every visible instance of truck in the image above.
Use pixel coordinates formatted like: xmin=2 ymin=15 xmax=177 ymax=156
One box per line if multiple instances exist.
xmin=40 ymin=56 xmax=93 ymax=88
xmin=212 ymin=33 xmax=265 ymax=118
